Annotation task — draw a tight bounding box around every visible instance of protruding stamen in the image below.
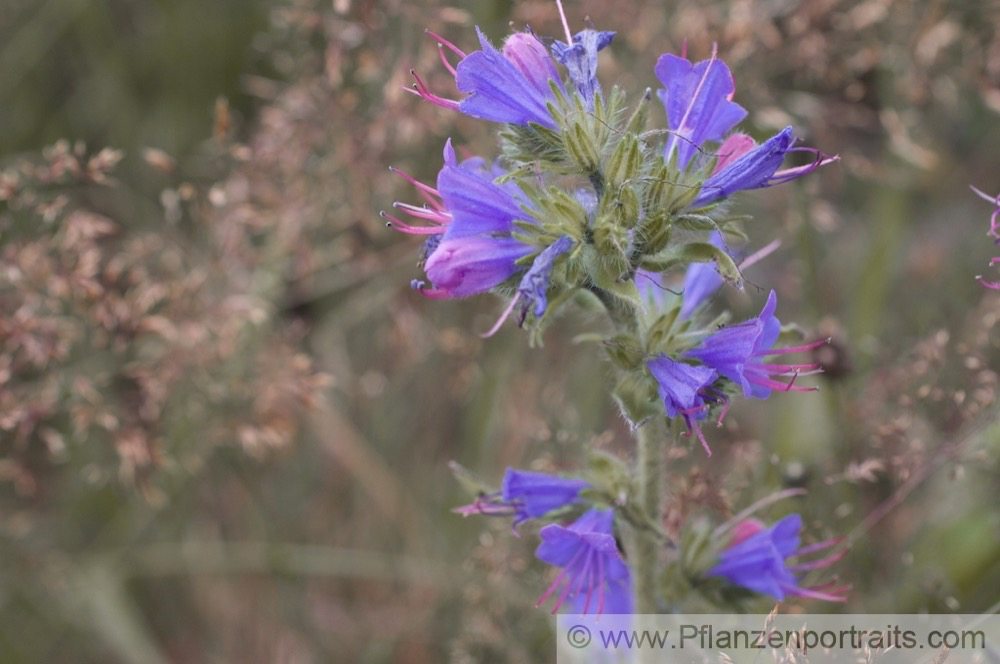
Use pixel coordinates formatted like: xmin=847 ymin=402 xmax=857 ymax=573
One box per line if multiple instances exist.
xmin=393 ymin=201 xmax=451 ymax=224
xmin=769 ymin=150 xmax=839 ymax=185
xmin=758 ymin=337 xmax=830 ymax=356
xmin=381 ymin=210 xmax=446 ymax=235
xmin=738 ymin=239 xmax=781 ymax=271
xmin=480 ymin=293 xmax=521 ymax=339
xmin=554 ymin=0 xmax=574 ymax=45
xmin=410 ymin=280 xmax=451 ymax=299
xmin=409 ymin=70 xmax=460 ymax=110
xmin=437 ymin=43 xmax=458 ymax=77
xmin=425 ymin=30 xmax=467 ymax=59
xmin=790 ymin=547 xmax=848 ymax=572
xmin=681 ymin=415 xmax=712 ymax=456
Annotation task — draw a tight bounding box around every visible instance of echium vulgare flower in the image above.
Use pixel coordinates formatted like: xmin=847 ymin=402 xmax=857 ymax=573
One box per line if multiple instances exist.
xmin=383 ymin=140 xmax=577 ymax=324
xmin=708 ymin=514 xmax=848 ymax=602
xmin=535 ymin=509 xmax=633 ymax=614
xmin=454 ymin=470 xmax=631 ymax=615
xmin=454 ymin=467 xmax=590 ymax=529
xmin=645 ymin=290 xmax=825 ymax=455
xmin=656 ymin=46 xmax=838 ymax=208
xmin=972 ymin=186 xmax=1000 ymax=289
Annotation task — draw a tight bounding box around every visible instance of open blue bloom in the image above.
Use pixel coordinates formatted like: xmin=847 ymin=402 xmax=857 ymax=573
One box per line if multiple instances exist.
xmin=386 ymin=140 xmax=538 ymax=299
xmin=411 ymin=28 xmax=560 ymax=128
xmin=551 ymin=29 xmax=615 ymax=107
xmin=656 ymin=50 xmax=837 ymax=201
xmin=656 ymin=52 xmax=747 ymax=170
xmin=536 ymin=509 xmax=632 ymax=615
xmin=518 ymin=235 xmax=575 ymax=321
xmin=709 ymin=514 xmax=847 ymax=602
xmin=686 ymin=290 xmax=825 ymax=399
xmin=646 ymin=355 xmax=719 ymax=455
xmin=454 ymin=468 xmax=590 ymax=529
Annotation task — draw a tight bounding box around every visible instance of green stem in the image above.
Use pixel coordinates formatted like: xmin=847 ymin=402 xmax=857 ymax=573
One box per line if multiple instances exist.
xmin=631 ymin=415 xmax=666 ymax=613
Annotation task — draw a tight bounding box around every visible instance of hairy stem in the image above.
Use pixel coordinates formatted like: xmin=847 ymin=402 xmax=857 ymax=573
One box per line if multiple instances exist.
xmin=631 ymin=415 xmax=666 ymax=613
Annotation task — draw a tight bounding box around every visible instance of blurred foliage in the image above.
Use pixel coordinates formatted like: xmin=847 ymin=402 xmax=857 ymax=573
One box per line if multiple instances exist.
xmin=0 ymin=0 xmax=998 ymax=662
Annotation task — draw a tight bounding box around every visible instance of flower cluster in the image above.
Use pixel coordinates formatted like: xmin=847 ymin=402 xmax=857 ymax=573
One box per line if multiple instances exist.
xmin=456 ymin=468 xmax=632 ymax=615
xmin=388 ymin=7 xmax=845 ymax=615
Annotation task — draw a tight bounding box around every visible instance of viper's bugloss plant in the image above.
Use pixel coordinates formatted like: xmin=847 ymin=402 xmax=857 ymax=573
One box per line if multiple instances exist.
xmin=385 ymin=0 xmax=845 ymax=615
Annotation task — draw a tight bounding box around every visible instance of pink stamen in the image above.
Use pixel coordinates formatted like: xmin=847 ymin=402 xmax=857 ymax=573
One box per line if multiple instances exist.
xmin=747 ymin=372 xmax=818 ymax=393
xmin=597 ymin=555 xmax=606 ymax=616
xmin=681 ymin=416 xmax=712 ymax=456
xmin=790 ymin=547 xmax=848 ymax=572
xmin=388 ymin=166 xmax=446 ymax=212
xmin=574 ymin=552 xmax=595 ymax=614
xmin=796 ymin=536 xmax=845 ymax=556
xmin=758 ymin=338 xmax=830 ymax=356
xmin=787 ymin=585 xmax=849 ymax=603
xmin=757 ymin=361 xmax=822 ymax=373
xmin=554 ymin=0 xmax=574 ymax=45
xmin=380 ymin=211 xmax=446 ymax=235
xmin=409 ymin=70 xmax=460 ymax=110
xmin=537 ymin=545 xmax=586 ymax=611
xmin=425 ymin=30 xmax=467 ymax=59
xmin=480 ymin=294 xmax=521 ymax=339
xmin=414 ymin=286 xmax=452 ymax=300
xmin=536 ymin=569 xmax=569 ymax=609
xmin=393 ymin=202 xmax=451 ymax=224
xmin=437 ymin=43 xmax=457 ymax=77
xmin=738 ymin=239 xmax=781 ymax=271
xmin=769 ymin=151 xmax=839 ymax=185
xmin=715 ymin=397 xmax=731 ymax=426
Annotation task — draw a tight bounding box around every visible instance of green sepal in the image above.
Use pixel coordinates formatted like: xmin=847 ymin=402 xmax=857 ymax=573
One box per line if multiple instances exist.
xmin=673 ymin=213 xmax=721 ymax=232
xmin=603 ymin=333 xmax=645 ymax=370
xmin=625 ymin=88 xmax=652 ymax=136
xmin=611 ymin=372 xmax=661 ymax=428
xmin=605 ymin=133 xmax=642 ymax=190
xmin=565 ymin=120 xmax=601 ymax=174
xmin=645 ymin=303 xmax=683 ymax=352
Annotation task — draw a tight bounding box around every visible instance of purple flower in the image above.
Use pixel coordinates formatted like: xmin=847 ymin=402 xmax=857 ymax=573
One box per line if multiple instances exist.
xmin=410 ymin=28 xmax=560 ymax=128
xmin=691 ymin=127 xmax=793 ymax=206
xmin=646 ymin=355 xmax=720 ymax=455
xmin=656 ymin=51 xmax=747 ymax=170
xmin=656 ymin=49 xmax=837 ymax=202
xmin=517 ymin=235 xmax=575 ymax=321
xmin=972 ymin=186 xmax=1000 ymax=290
xmin=709 ymin=514 xmax=847 ymax=602
xmin=551 ymin=29 xmax=615 ymax=107
xmin=686 ymin=290 xmax=826 ymax=399
xmin=424 ymin=236 xmax=534 ymax=298
xmin=454 ymin=468 xmax=590 ymax=529
xmin=536 ymin=509 xmax=633 ymax=614
xmin=502 ymin=32 xmax=563 ymax=98
xmin=386 ymin=141 xmax=537 ymax=299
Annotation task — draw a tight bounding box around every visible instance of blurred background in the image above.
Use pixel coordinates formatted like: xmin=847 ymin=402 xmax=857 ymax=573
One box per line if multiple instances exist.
xmin=0 ymin=0 xmax=998 ymax=661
